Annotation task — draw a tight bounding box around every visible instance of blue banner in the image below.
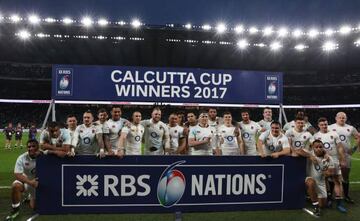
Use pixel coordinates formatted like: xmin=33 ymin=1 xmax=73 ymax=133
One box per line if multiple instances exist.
xmin=36 ymin=156 xmax=305 ymax=214
xmin=51 ymin=65 xmax=283 ymax=104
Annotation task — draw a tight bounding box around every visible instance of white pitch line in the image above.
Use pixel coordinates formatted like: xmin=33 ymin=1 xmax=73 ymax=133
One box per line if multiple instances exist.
xmin=351 ymin=157 xmax=360 ymax=161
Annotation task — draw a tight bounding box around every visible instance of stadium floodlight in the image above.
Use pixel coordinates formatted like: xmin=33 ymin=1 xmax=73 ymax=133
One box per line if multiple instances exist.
xmin=324 ymin=28 xmax=334 ymax=37
xmin=263 ymin=26 xmax=273 ymax=36
xmin=322 ymin=40 xmax=338 ymax=52
xmin=294 ymin=44 xmax=307 ymax=51
xmin=10 ymin=14 xmax=21 ymax=23
xmin=81 ymin=16 xmax=93 ymax=27
xmin=28 ymin=14 xmax=40 ymax=24
xmin=62 ymin=17 xmax=73 ymax=25
xmin=354 ymin=39 xmax=360 ymax=47
xmin=234 ymin=25 xmax=244 ymax=34
xmin=249 ymin=26 xmax=259 ymax=34
xmin=292 ymin=29 xmax=303 ymax=38
xmin=278 ymin=27 xmax=288 ymax=37
xmin=131 ymin=19 xmax=141 ymax=28
xmin=117 ymin=20 xmax=126 ymax=26
xmin=216 ymin=23 xmax=227 ymax=33
xmin=308 ymin=29 xmax=319 ymax=38
xmin=237 ymin=39 xmax=249 ymax=50
xmin=202 ymin=24 xmax=211 ymax=30
xmin=255 ymin=43 xmax=266 ymax=48
xmin=339 ymin=25 xmax=352 ymax=35
xmin=17 ymin=30 xmax=31 ymax=40
xmin=98 ymin=18 xmax=109 ymax=26
xmin=270 ymin=41 xmax=282 ymax=51
xmin=185 ymin=23 xmax=192 ymax=29
xmin=45 ymin=17 xmax=56 ymax=23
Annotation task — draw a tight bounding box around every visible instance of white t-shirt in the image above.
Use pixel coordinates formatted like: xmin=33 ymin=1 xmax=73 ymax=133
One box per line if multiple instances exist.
xmin=259 ymin=130 xmax=290 ymax=156
xmin=40 ymin=128 xmax=71 ymax=147
xmin=168 ymin=124 xmax=185 ymax=153
xmin=283 ymin=120 xmax=313 ymax=132
xmin=257 ymin=119 xmax=272 ymax=132
xmin=188 ymin=124 xmax=216 ymax=155
xmin=141 ymin=119 xmax=170 ymax=155
xmin=105 ymin=118 xmax=127 ymax=151
xmin=14 ymin=152 xmax=37 ymax=180
xmin=121 ymin=123 xmax=144 ymax=155
xmin=94 ymin=120 xmax=110 ymax=134
xmin=328 ymin=123 xmax=358 ymax=154
xmin=307 ymin=152 xmax=335 ymax=186
xmin=285 ymin=128 xmax=314 ymax=156
xmin=313 ymin=131 xmax=341 ymax=161
xmin=72 ymin=124 xmax=102 ymax=155
xmin=239 ymin=121 xmax=261 ymax=156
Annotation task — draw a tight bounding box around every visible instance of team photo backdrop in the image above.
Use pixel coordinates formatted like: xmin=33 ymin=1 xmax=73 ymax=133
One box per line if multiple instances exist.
xmin=52 ymin=65 xmax=283 ymax=104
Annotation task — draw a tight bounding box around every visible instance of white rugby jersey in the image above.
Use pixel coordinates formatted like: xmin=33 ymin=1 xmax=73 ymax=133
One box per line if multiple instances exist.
xmin=218 ymin=125 xmax=240 ymax=149
xmin=239 ymin=121 xmax=261 ymax=155
xmin=94 ymin=120 xmax=110 ymax=134
xmin=259 ymin=130 xmax=290 ymax=156
xmin=141 ymin=119 xmax=170 ymax=155
xmin=14 ymin=152 xmax=37 ymax=180
xmin=328 ymin=123 xmax=358 ymax=153
xmin=168 ymin=124 xmax=185 ymax=152
xmin=283 ymin=120 xmax=313 ymax=132
xmin=121 ymin=123 xmax=144 ymax=155
xmin=307 ymin=152 xmax=335 ymax=185
xmin=313 ymin=131 xmax=341 ymax=161
xmin=188 ymin=124 xmax=216 ymax=155
xmin=106 ymin=118 xmax=127 ymax=151
xmin=72 ymin=124 xmax=102 ymax=155
xmin=39 ymin=128 xmax=71 ymax=146
xmin=285 ymin=128 xmax=314 ymax=156
xmin=257 ymin=119 xmax=272 ymax=132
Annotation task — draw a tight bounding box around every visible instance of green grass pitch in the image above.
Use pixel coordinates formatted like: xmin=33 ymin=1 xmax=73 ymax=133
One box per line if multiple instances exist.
xmin=1 ymin=133 xmax=360 ymax=221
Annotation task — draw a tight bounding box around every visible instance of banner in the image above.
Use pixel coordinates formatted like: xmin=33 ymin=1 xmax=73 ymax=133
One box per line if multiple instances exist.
xmin=36 ymin=155 xmax=305 ymax=214
xmin=52 ymin=65 xmax=283 ymax=104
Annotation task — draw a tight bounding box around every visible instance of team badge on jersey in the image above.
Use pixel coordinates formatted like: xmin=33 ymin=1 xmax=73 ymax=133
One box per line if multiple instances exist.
xmin=92 ymin=129 xmax=95 ymax=134
xmin=347 ymin=129 xmax=350 ymax=132
xmin=303 ymin=136 xmax=307 ymax=139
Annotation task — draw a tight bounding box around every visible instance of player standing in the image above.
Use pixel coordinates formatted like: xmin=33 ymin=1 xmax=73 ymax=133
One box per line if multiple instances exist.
xmin=39 ymin=121 xmax=72 ymax=157
xmin=14 ymin=123 xmax=23 ymax=149
xmin=106 ymin=106 xmax=127 ymax=154
xmin=328 ymin=112 xmax=360 ymax=203
xmin=314 ymin=117 xmax=347 ymax=212
xmin=141 ymin=107 xmax=170 ymax=155
xmin=218 ymin=112 xmax=244 ymax=155
xmin=239 ymin=109 xmax=263 ymax=156
xmin=3 ymin=122 xmax=14 ymax=150
xmin=117 ymin=111 xmax=145 ymax=157
xmin=257 ymin=107 xmax=273 ymax=132
xmin=167 ymin=113 xmax=186 ymax=155
xmin=257 ymin=121 xmax=290 ymax=158
xmin=28 ymin=123 xmax=37 ymax=141
xmin=285 ymin=116 xmax=314 ymax=157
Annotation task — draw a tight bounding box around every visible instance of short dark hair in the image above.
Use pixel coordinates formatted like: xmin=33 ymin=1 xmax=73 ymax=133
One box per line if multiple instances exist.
xmin=223 ymin=111 xmax=232 ymax=116
xmin=270 ymin=121 xmax=281 ymax=127
xmin=312 ymin=139 xmax=323 ymax=146
xmin=66 ymin=114 xmax=76 ymax=119
xmin=27 ymin=139 xmax=39 ymax=147
xmin=48 ymin=121 xmax=59 ymax=129
xmin=112 ymin=105 xmax=122 ymax=110
xmin=294 ymin=116 xmax=305 ymax=121
xmin=97 ymin=108 xmax=107 ymax=114
xmin=241 ymin=109 xmax=250 ymax=114
xmin=187 ymin=111 xmax=197 ymax=117
xmin=317 ymin=117 xmax=328 ymax=124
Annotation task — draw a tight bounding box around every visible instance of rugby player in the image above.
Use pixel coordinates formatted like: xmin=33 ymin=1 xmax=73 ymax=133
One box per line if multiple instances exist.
xmin=28 ymin=123 xmax=37 ymax=141
xmin=167 ymin=113 xmax=186 ymax=154
xmin=4 ymin=122 xmax=14 ymax=150
xmin=257 ymin=107 xmax=273 ymax=132
xmin=285 ymin=116 xmax=314 ymax=157
xmin=239 ymin=109 xmax=263 ymax=156
xmin=14 ymin=123 xmax=23 ymax=149
xmin=283 ymin=110 xmax=314 ymax=133
xmin=94 ymin=108 xmax=111 ymax=157
xmin=106 ymin=106 xmax=127 ymax=154
xmin=218 ymin=112 xmax=245 ymax=155
xmin=39 ymin=121 xmax=71 ymax=157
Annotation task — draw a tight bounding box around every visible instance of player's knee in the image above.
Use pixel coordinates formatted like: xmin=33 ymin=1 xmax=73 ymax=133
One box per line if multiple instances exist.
xmin=306 ymin=178 xmax=315 ymax=187
xmin=12 ymin=182 xmax=24 ymax=192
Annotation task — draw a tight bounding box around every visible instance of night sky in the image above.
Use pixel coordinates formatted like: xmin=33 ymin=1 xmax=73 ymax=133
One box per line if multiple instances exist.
xmin=1 ymin=0 xmax=360 ymax=27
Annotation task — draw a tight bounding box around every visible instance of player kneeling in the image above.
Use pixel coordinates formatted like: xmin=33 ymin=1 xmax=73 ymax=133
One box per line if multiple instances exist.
xmin=5 ymin=139 xmax=41 ymax=221
xmin=305 ymin=140 xmax=335 ymax=217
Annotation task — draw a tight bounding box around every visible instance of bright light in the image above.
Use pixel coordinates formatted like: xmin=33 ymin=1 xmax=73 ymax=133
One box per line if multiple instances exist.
xmin=294 ymin=44 xmax=307 ymax=51
xmin=10 ymin=14 xmax=21 ymax=23
xmin=131 ymin=19 xmax=141 ymax=28
xmin=45 ymin=17 xmax=56 ymax=23
xmin=81 ymin=17 xmax=93 ymax=27
xmin=216 ymin=23 xmax=227 ymax=33
xmin=117 ymin=21 xmax=126 ymax=26
xmin=28 ymin=14 xmax=40 ymax=24
xmin=255 ymin=43 xmax=266 ymax=48
xmin=270 ymin=41 xmax=282 ymax=51
xmin=322 ymin=41 xmax=338 ymax=51
xmin=98 ymin=18 xmax=109 ymax=26
xmin=339 ymin=25 xmax=352 ymax=35
xmin=263 ymin=26 xmax=273 ymax=36
xmin=237 ymin=39 xmax=249 ymax=49
xmin=63 ymin=17 xmax=73 ymax=24
xmin=202 ymin=24 xmax=211 ymax=30
xmin=292 ymin=29 xmax=303 ymax=38
xmin=278 ymin=27 xmax=288 ymax=37
xmin=354 ymin=39 xmax=360 ymax=47
xmin=185 ymin=23 xmax=192 ymax=29
xmin=17 ymin=30 xmax=31 ymax=40
xmin=234 ymin=25 xmax=244 ymax=34
xmin=308 ymin=29 xmax=319 ymax=38
xmin=324 ymin=28 xmax=334 ymax=37
xmin=249 ymin=26 xmax=259 ymax=34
